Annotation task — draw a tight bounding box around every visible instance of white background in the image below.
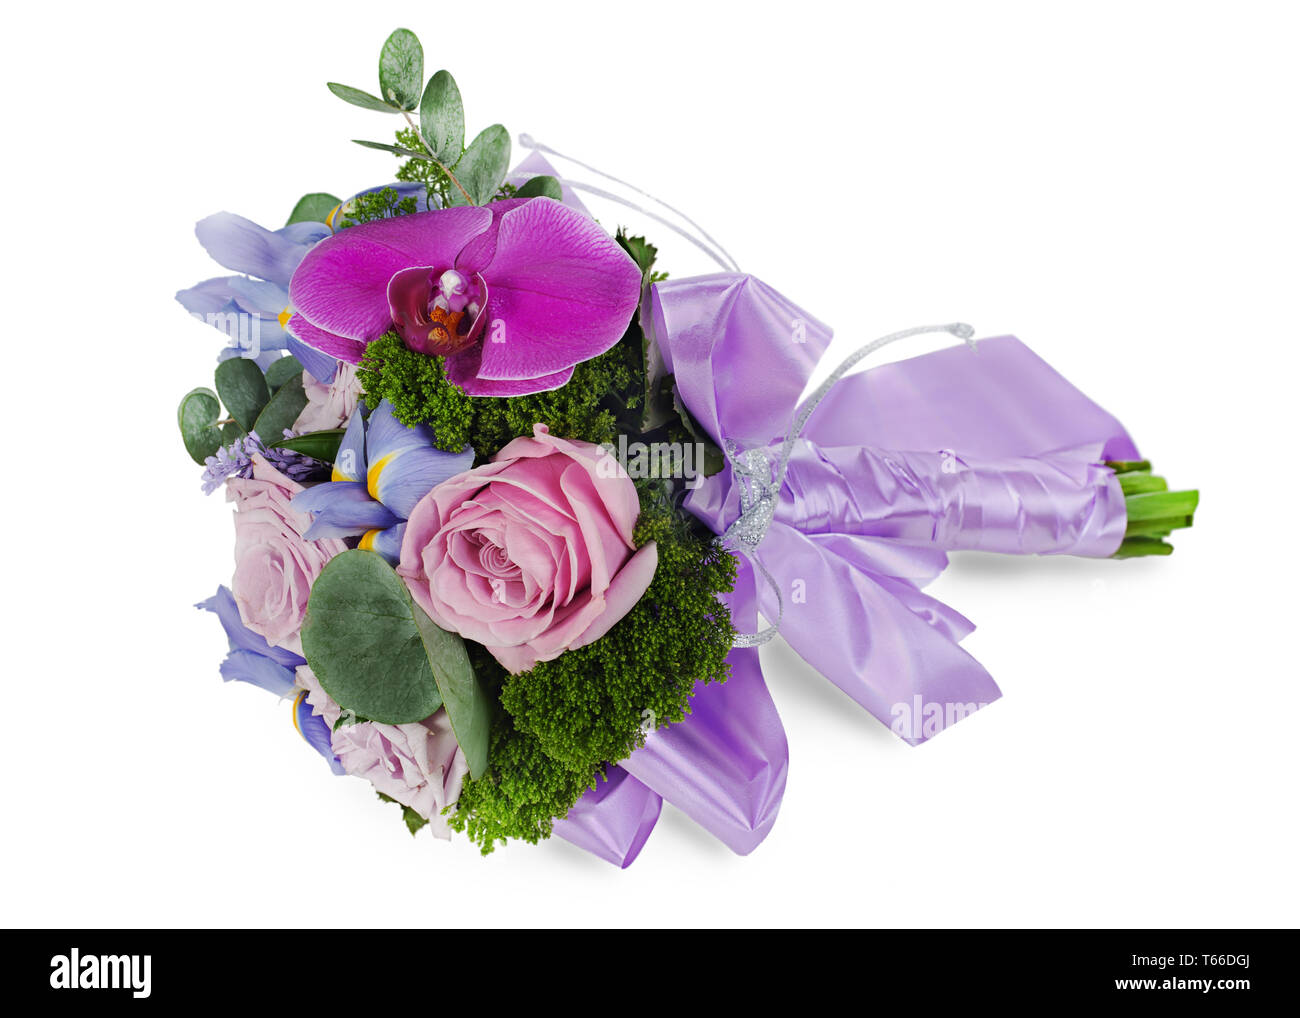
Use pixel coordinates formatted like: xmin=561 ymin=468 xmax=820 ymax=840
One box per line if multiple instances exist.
xmin=4 ymin=0 xmax=1297 ymax=928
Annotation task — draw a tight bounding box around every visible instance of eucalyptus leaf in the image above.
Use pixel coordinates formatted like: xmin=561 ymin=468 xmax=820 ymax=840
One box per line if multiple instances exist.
xmin=412 ymin=601 xmax=490 ymax=778
xmin=449 ymin=124 xmax=511 ymax=206
xmin=177 ymin=387 xmax=223 ymax=465
xmin=302 ymin=550 xmax=445 ymax=725
xmin=515 ymin=175 xmax=563 ymax=200
xmin=271 ymin=429 xmax=345 ymax=463
xmin=286 ymin=193 xmax=342 ymax=227
xmin=352 ymin=139 xmax=428 ymax=159
xmin=264 ymin=355 xmax=304 ymax=391
xmin=221 ymin=421 xmax=245 ymax=444
xmin=327 ymin=82 xmax=400 ymax=112
xmin=419 ymin=70 xmax=464 ymax=164
xmin=378 ymin=29 xmax=423 ymax=111
xmin=214 ymin=358 xmax=270 ymax=434
xmin=251 ymin=374 xmax=307 ymax=442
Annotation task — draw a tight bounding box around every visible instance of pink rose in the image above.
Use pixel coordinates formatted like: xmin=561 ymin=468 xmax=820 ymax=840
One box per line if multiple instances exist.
xmin=227 ymin=456 xmax=347 ymax=656
xmin=296 ymin=667 xmax=468 ymax=837
xmin=398 ymin=424 xmax=658 ymax=673
xmin=292 ymin=362 xmax=362 ymax=433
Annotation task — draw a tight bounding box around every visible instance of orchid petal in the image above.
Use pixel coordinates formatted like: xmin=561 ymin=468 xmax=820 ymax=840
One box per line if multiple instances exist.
xmin=444 ymin=345 xmax=574 ymax=396
xmin=470 ymin=198 xmax=641 ymax=380
xmin=285 ymin=312 xmax=367 ymax=364
xmin=288 ymin=205 xmax=492 ymax=342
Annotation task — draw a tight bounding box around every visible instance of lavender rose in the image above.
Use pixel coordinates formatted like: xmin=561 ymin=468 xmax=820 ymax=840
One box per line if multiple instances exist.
xmin=296 ymin=667 xmax=468 ymax=836
xmin=227 ymin=455 xmax=347 ymax=656
xmin=397 ymin=424 xmax=658 ymax=674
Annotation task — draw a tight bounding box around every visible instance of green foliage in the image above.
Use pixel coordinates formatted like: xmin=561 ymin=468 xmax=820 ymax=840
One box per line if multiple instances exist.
xmin=447 ymin=488 xmax=737 ymax=854
xmin=337 ymin=185 xmax=419 ymax=229
xmin=178 ymin=388 xmax=223 ymax=464
xmin=214 ymin=357 xmax=270 ymax=433
xmin=378 ymin=29 xmax=423 ymax=111
xmin=271 ymin=429 xmax=346 ymax=463
xmin=447 ymin=124 xmax=512 ymax=206
xmin=264 ymin=354 xmax=304 ymax=391
xmin=418 ymin=69 xmax=464 ymax=163
xmin=327 ymin=81 xmax=400 ymax=113
xmin=286 ymin=193 xmax=342 ymax=227
xmin=376 ymin=792 xmax=430 ymax=836
xmin=302 ymin=550 xmax=447 ymax=725
xmin=514 ymin=175 xmax=561 ymax=200
xmin=393 ymin=127 xmax=460 ymax=209
xmin=357 ymin=332 xmax=642 ymax=461
xmin=303 ymin=549 xmax=493 ymax=770
xmin=251 ymin=374 xmax=307 ymax=441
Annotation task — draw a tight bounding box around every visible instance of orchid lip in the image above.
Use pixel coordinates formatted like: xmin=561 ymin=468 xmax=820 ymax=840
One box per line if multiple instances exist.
xmin=387 ymin=266 xmax=487 ymax=357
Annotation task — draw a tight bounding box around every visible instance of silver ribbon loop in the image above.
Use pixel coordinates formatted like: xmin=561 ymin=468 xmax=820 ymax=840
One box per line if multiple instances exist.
xmin=720 ymin=323 xmax=978 ymax=648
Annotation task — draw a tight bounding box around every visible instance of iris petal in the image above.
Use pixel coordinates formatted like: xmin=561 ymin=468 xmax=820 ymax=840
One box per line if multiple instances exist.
xmin=195 ymin=212 xmax=329 ymax=289
xmin=374 ymin=445 xmax=475 ymax=519
xmin=364 ymin=401 xmax=440 ymax=461
xmin=220 ymin=649 xmax=299 ymax=697
xmin=332 ymin=408 xmax=368 ymax=481
xmin=367 ymin=522 xmax=407 ymax=565
xmin=197 ymin=586 xmax=305 ymax=668
xmin=292 ymin=481 xmax=400 ymax=538
xmin=294 ymin=691 xmax=346 ymax=775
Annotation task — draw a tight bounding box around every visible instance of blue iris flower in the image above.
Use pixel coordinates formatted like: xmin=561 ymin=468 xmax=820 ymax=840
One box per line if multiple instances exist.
xmin=291 ymin=400 xmax=475 ymax=564
xmin=176 ymin=214 xmax=334 ymax=376
xmin=176 ymin=183 xmax=430 ymax=381
xmin=197 ymin=586 xmax=345 ymax=775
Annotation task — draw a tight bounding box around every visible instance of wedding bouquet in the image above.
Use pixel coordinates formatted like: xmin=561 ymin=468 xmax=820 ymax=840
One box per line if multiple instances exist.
xmin=178 ymin=29 xmax=1197 ymax=865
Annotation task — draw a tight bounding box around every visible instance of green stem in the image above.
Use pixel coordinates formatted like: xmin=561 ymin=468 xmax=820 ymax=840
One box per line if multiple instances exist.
xmin=1110 ymin=461 xmax=1199 ymax=557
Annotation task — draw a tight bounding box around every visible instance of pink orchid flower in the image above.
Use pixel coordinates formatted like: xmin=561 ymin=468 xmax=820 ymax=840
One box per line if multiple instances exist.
xmin=285 ymin=197 xmax=642 ymax=397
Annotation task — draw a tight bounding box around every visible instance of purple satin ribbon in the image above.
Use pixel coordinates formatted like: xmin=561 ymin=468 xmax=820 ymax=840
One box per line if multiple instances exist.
xmin=534 ymin=247 xmax=1139 ymax=863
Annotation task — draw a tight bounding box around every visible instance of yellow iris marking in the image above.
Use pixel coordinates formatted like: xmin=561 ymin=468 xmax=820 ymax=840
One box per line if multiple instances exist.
xmin=367 ymin=453 xmax=394 ymax=501
xmin=358 ymin=529 xmax=381 ymax=552
xmin=325 ymin=203 xmax=344 ymax=231
xmin=291 ymin=689 xmax=308 ymax=741
xmin=331 ymin=463 xmax=354 ymax=482
xmin=278 ymin=306 xmax=292 ymax=330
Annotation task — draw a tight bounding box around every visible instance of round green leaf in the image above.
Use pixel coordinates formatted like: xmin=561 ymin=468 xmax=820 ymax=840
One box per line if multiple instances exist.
xmin=214 ymin=358 xmax=270 ymax=434
xmin=302 ymin=551 xmax=444 ymax=725
xmin=264 ymin=354 xmax=304 ymax=391
xmin=177 ymin=388 xmax=222 ymax=464
xmin=327 ymin=82 xmax=400 ymax=112
xmin=515 ymin=175 xmax=563 ymax=201
xmin=379 ymin=28 xmax=423 ymax=112
xmin=250 ymin=374 xmax=307 ymax=442
xmin=286 ymin=193 xmax=342 ymax=227
xmin=451 ymin=124 xmax=511 ymax=206
xmin=419 ymin=70 xmax=464 ymax=165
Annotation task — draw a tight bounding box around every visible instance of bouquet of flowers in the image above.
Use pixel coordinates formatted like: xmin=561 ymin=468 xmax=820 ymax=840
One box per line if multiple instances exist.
xmin=178 ymin=29 xmax=1198 ymax=866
